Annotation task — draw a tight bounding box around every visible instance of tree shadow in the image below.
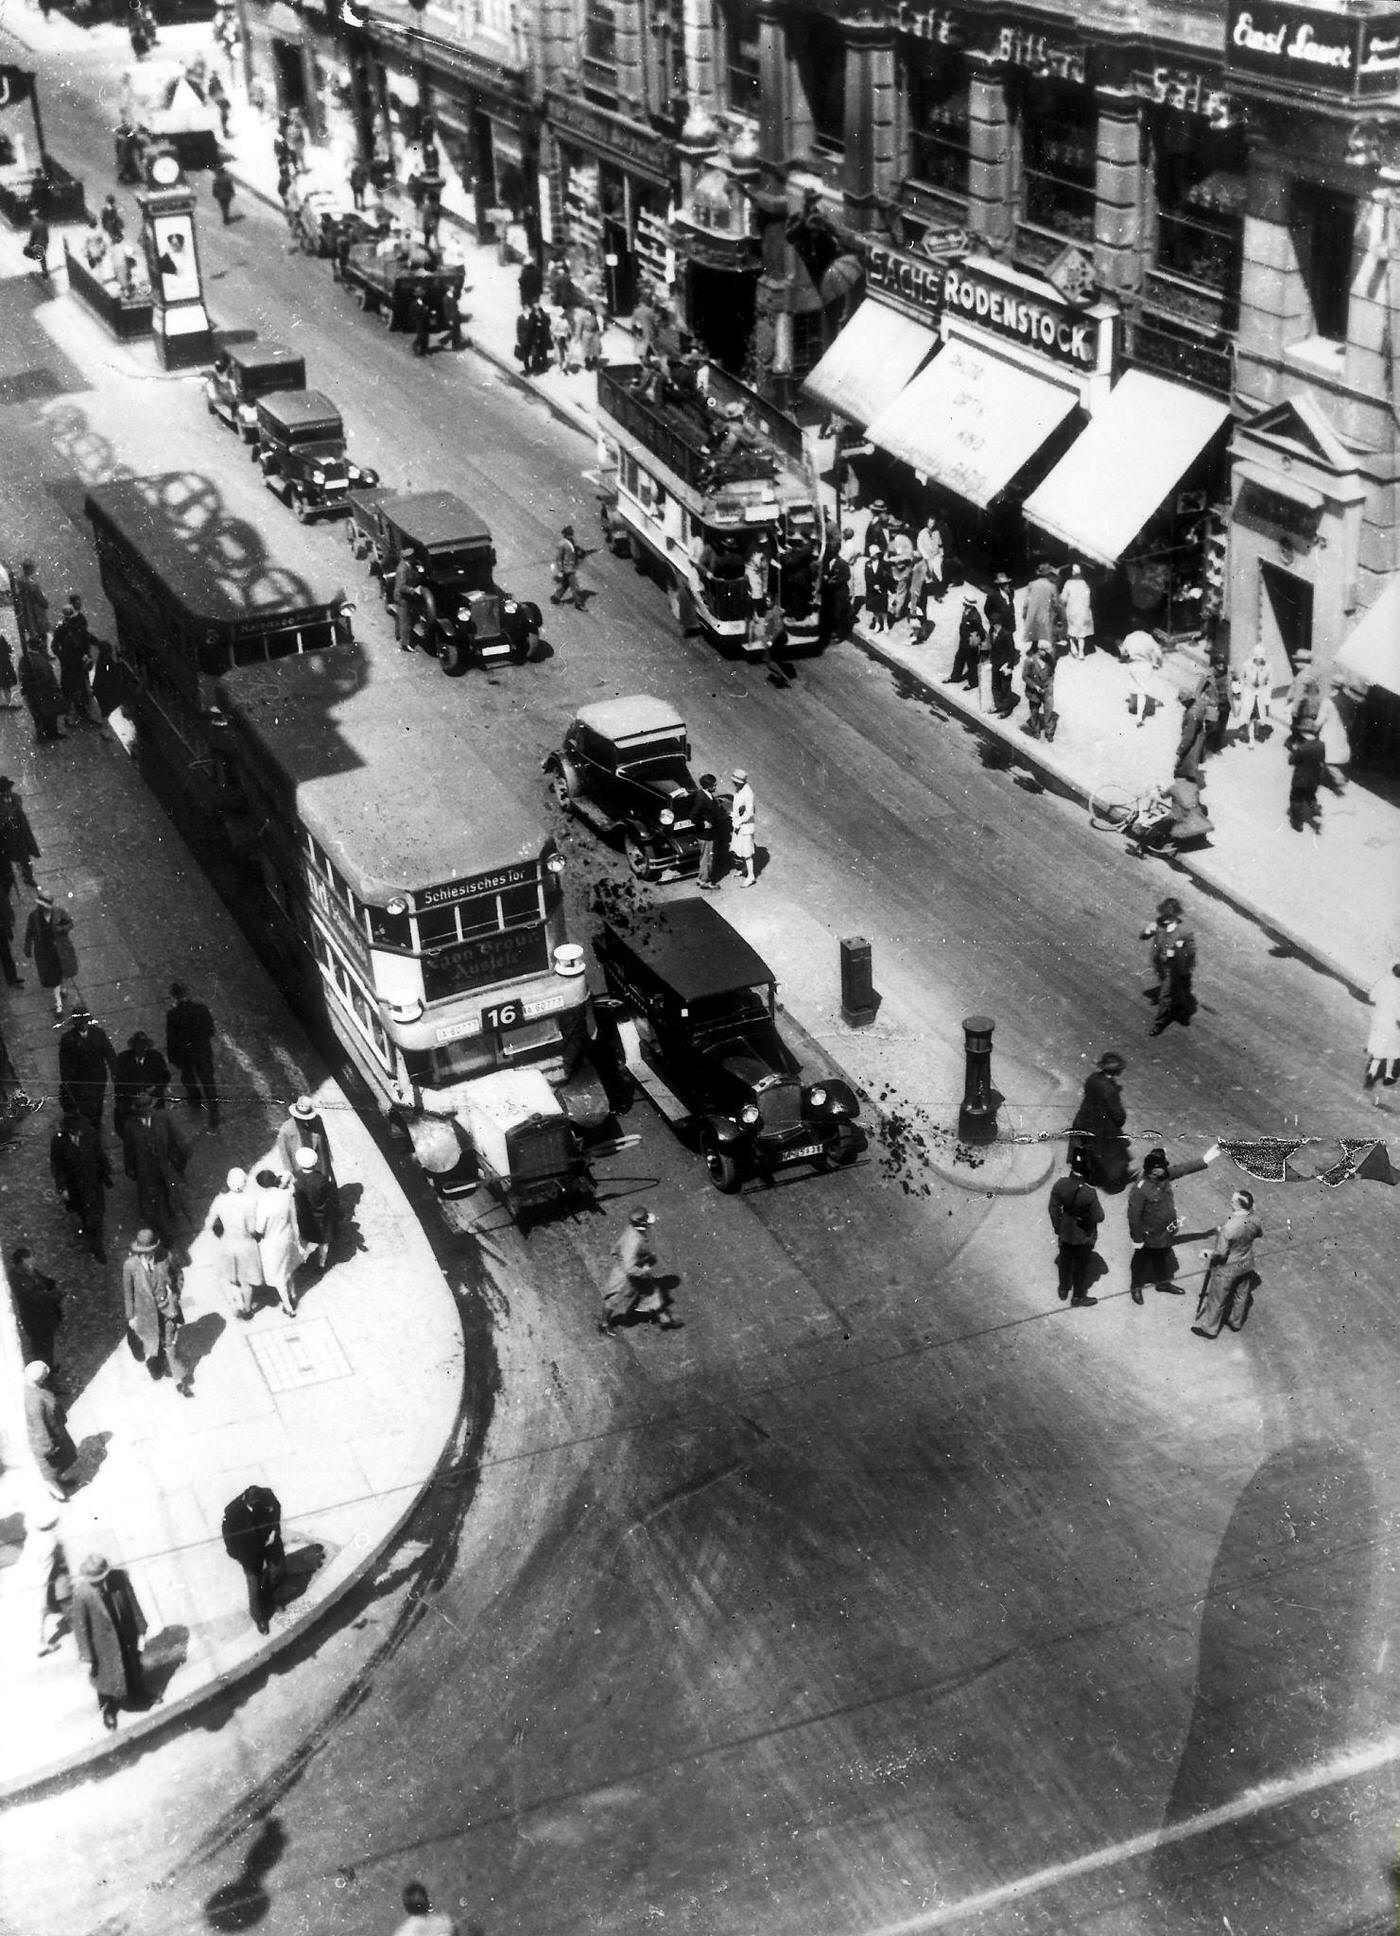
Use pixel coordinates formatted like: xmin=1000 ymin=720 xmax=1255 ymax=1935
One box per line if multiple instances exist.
xmin=203 ymin=1816 xmax=288 ymax=1931
xmin=141 ymin=1622 xmax=190 ymax=1706
xmin=67 ymin=1428 xmax=112 ymax=1493
xmin=178 ymin=1311 xmax=226 ymax=1388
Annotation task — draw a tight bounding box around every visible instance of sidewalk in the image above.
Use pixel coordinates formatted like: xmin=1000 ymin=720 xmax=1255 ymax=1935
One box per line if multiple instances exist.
xmin=0 ymin=674 xmax=463 ymax=1794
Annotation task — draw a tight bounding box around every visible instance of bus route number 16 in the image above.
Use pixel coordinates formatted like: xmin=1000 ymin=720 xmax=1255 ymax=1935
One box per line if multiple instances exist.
xmin=482 ymin=998 xmax=524 ymax=1032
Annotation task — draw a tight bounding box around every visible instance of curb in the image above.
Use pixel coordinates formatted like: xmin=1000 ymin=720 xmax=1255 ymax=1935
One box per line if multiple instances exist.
xmin=850 ymin=623 xmax=1372 ymax=1003
xmin=0 ymin=1388 xmax=464 ymax=1805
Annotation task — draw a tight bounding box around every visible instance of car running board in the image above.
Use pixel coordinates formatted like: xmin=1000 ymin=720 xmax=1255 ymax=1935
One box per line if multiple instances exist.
xmin=616 ymin=1018 xmax=690 ymax=1126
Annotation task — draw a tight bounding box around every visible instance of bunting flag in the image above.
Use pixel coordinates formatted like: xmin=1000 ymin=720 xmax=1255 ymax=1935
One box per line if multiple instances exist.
xmin=1318 ymin=1139 xmax=1396 ymax=1188
xmin=0 ymin=67 xmax=36 ymax=111
xmin=1216 ymin=1136 xmax=1311 ymax=1182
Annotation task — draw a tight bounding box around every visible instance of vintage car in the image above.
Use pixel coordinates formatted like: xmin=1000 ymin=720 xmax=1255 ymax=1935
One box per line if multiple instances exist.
xmin=594 ymin=898 xmax=865 ymax=1192
xmin=340 ymin=240 xmax=465 ymax=330
xmin=205 ymin=341 xmax=306 ymax=442
xmin=543 ymin=695 xmax=705 ymax=880
xmin=344 ymin=489 xmax=542 ymax=670
xmin=288 ymin=186 xmax=354 ymax=259
xmin=255 ymin=390 xmax=379 ymax=522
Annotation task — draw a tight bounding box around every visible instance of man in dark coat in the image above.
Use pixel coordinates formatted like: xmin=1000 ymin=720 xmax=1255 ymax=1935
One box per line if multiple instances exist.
xmin=18 ymin=649 xmax=65 ymax=742
xmin=277 ymin=1095 xmax=336 ymax=1182
xmin=1125 ymin=1142 xmax=1220 ymax=1302
xmin=411 ymin=288 xmax=432 ymax=358
xmin=1048 ymin=1148 xmax=1103 ymax=1307
xmin=986 ymin=572 xmax=1019 ymax=717
xmin=71 ymin=1554 xmax=147 ymax=1728
xmin=122 ymin=1095 xmax=188 ymax=1244
xmin=221 ymin=1485 xmax=285 ymax=1634
xmin=24 ymin=888 xmax=79 ymax=1018
xmin=1021 ymin=641 xmax=1058 ymax=740
xmin=599 ymin=1207 xmax=676 ymax=1334
xmin=0 ymin=776 xmax=41 ymax=886
xmin=10 ymin=1245 xmax=62 ymax=1367
xmin=112 ymin=1030 xmax=170 ymax=1139
xmin=121 ymin=1227 xmax=190 ymax=1390
xmin=1288 ymin=725 xmax=1327 ymax=832
xmin=819 ymin=550 xmax=853 ymax=646
xmin=166 ymin=981 xmax=219 ymax=1126
xmin=51 ymin=597 xmax=93 ymax=726
xmin=0 ymin=857 xmax=19 ymax=987
xmin=291 ymin=1146 xmax=338 ymax=1270
xmin=437 ymin=282 xmax=464 ymax=351
xmin=50 ymin=1110 xmax=113 ymax=1259
xmin=947 ymin=597 xmax=984 ymax=689
xmin=1142 ymin=896 xmax=1197 ymax=1036
xmin=58 ymin=1006 xmax=117 ymax=1128
xmin=693 ymin=773 xmax=729 ymax=891
xmin=1071 ymin=1051 xmax=1130 ymax=1190
xmin=13 ymin=558 xmax=50 ymax=653
xmin=1174 ymin=682 xmax=1211 ymax=784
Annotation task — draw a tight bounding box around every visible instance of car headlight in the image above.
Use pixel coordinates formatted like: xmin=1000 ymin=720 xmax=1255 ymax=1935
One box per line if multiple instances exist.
xmin=658 ymin=807 xmax=675 ymax=827
xmin=312 ymin=470 xmax=326 ymax=485
xmin=809 ymin=1085 xmax=827 ymax=1108
xmin=740 ymin=1103 xmax=760 ymax=1128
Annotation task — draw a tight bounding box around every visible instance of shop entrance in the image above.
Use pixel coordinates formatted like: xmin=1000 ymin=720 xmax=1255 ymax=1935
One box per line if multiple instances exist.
xmin=1259 ymin=561 xmax=1313 ymax=671
xmin=273 ymin=38 xmax=307 ymax=113
xmin=604 ymin=215 xmax=637 ymax=318
xmin=685 ymin=264 xmax=756 ymax=374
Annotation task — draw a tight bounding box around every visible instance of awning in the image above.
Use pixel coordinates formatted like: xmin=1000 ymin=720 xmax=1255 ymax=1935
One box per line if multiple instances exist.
xmin=802 ymin=298 xmax=940 ymax=429
xmin=1023 ymin=370 xmax=1231 ymax=566
xmin=1336 ymin=578 xmax=1400 ymax=698
xmin=865 ymin=336 xmax=1079 ymax=510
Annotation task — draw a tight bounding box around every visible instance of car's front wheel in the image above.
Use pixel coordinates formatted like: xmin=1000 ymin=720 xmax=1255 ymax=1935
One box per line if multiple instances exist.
xmin=703 ymin=1137 xmax=742 ymax=1193
xmin=291 ymin=487 xmax=312 ymax=523
xmin=439 ymin=635 xmax=468 ymax=677
xmin=815 ymin=1125 xmax=861 ymax=1171
xmin=622 ymin=832 xmax=650 ymax=878
xmin=550 ymin=762 xmax=578 ymax=814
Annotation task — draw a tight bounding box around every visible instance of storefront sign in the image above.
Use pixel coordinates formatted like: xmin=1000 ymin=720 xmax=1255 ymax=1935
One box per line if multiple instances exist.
xmin=1226 ymin=0 xmax=1400 ymax=95
xmin=892 ymin=3 xmax=964 ymax=47
xmin=865 ymin=239 xmax=946 ymax=320
xmin=978 ymin=23 xmax=1088 ymax=84
xmin=942 ymin=261 xmax=1101 ymax=368
xmin=546 ymin=90 xmax=674 ymax=186
xmin=1134 ymin=63 xmax=1239 ymax=127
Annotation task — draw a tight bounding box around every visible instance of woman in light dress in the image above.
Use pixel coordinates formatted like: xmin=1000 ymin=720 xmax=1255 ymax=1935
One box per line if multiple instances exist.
xmin=249 ymin=1167 xmax=304 ymax=1317
xmin=205 ymin=1167 xmax=264 ymax=1320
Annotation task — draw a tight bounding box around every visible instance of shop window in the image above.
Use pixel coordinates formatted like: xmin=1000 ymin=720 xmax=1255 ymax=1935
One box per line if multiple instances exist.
xmin=1019 ymin=81 xmax=1096 ymax=246
xmin=1154 ymin=119 xmax=1245 ymax=296
xmin=583 ymin=0 xmax=618 ymax=98
xmin=718 ymin=0 xmax=761 ymax=117
xmin=905 ymin=49 xmax=969 ymax=199
xmin=793 ymin=12 xmax=846 ymax=155
xmin=1290 ymin=181 xmax=1354 ymax=344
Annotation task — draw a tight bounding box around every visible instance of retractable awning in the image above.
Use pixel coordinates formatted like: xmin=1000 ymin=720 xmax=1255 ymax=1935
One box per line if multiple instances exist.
xmin=1023 ymin=370 xmax=1231 ymax=566
xmin=1336 ymin=578 xmax=1400 ymax=698
xmin=865 ymin=336 xmax=1079 ymax=510
xmin=802 ymin=298 xmax=940 ymax=429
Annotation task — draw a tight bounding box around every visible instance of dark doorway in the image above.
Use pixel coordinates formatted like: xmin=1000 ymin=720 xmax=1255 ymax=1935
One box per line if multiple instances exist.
xmin=273 ymin=39 xmax=306 ymax=114
xmin=1259 ymin=561 xmax=1314 ymax=671
xmin=686 ymin=264 xmax=757 ymax=374
xmin=604 ymin=215 xmax=637 ymax=317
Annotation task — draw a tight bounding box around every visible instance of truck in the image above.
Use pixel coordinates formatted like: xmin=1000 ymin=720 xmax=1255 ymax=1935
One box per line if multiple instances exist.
xmin=339 ymin=241 xmax=465 ymax=331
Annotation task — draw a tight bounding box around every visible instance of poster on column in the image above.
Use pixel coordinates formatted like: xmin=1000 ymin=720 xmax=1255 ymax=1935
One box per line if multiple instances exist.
xmin=151 ymin=212 xmax=201 ymax=304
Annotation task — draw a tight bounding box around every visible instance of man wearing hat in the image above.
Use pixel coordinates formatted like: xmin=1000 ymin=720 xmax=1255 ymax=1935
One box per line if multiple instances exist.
xmin=986 ymin=572 xmax=1019 ymax=717
xmin=71 ymin=1551 xmax=148 ymax=1728
xmin=277 ymin=1094 xmax=336 ymax=1184
xmin=23 ymin=886 xmax=80 ymax=1021
xmin=57 ymin=1005 xmax=117 ymax=1130
xmin=122 ymin=1228 xmax=190 ymax=1390
xmin=599 ymin=1206 xmax=677 ymax=1334
xmin=50 ymin=1108 xmax=113 ymax=1259
xmin=551 ymin=525 xmax=592 ymax=609
xmin=1286 ymin=648 xmax=1322 ymax=733
xmin=1070 ymin=1053 xmax=1130 ymax=1191
xmin=1126 ymin=1141 xmax=1220 ymax=1303
xmin=1020 ymin=561 xmax=1061 ymax=650
xmin=1140 ymin=897 xmax=1197 ymax=1036
xmin=1047 ymin=1148 xmax=1103 ymax=1308
xmin=122 ymin=1095 xmax=188 ymax=1245
xmin=729 ymin=769 xmax=757 ymax=887
xmin=112 ymin=1028 xmax=170 ymax=1140
xmin=693 ymin=773 xmax=729 ymax=890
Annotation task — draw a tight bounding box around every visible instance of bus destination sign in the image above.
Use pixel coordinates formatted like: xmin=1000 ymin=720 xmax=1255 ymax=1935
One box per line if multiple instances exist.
xmin=416 ymin=860 xmax=539 ymax=912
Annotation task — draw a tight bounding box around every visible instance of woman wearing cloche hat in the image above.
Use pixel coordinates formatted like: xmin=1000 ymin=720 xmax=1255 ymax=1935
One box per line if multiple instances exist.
xmin=1070 ymin=1052 xmax=1131 ymax=1191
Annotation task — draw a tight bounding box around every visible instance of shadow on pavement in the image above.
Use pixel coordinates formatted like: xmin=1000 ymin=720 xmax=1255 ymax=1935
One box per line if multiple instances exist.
xmin=143 ymin=1623 xmax=191 ymax=1707
xmin=203 ymin=1815 xmax=287 ymax=1931
xmin=67 ymin=1427 xmax=111 ymax=1492
xmin=180 ymin=1311 xmax=227 ymax=1389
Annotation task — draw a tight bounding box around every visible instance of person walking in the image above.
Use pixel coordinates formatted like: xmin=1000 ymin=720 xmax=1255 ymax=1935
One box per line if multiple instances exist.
xmin=599 ymin=1207 xmax=677 ymax=1334
xmin=576 ymin=303 xmax=602 ymax=371
xmin=249 ymin=1168 xmax=302 ymax=1316
xmin=729 ymin=768 xmax=757 ymax=888
xmin=1174 ymin=681 xmax=1211 ymax=784
xmin=122 ymin=1228 xmax=190 ymax=1391
xmin=24 ymin=888 xmax=81 ymax=1021
xmin=122 ymin=1093 xmax=188 ymax=1245
xmin=207 ymin=72 xmax=231 ymax=139
xmin=1193 ymin=1188 xmax=1265 ymax=1338
xmin=393 ymin=552 xmax=423 ymax=653
xmin=10 ymin=1246 xmax=63 ymax=1368
xmin=1287 ymin=723 xmax=1327 ymax=832
xmin=292 ymin=1146 xmax=339 ymax=1273
xmin=1047 ymin=1149 xmax=1103 ymax=1307
xmin=693 ymin=773 xmax=729 ymax=890
xmin=277 ymin=1095 xmax=335 ymax=1181
xmin=1364 ymin=962 xmax=1400 ymax=1092
xmin=1070 ymin=1051 xmax=1130 ymax=1191
xmin=70 ymin=1554 xmax=148 ymax=1729
xmin=33 ymin=1508 xmax=73 ymax=1659
xmin=1020 ymin=561 xmax=1058 ymax=650
xmin=24 ymin=1362 xmax=76 ymax=1502
xmin=14 ymin=559 xmax=50 ymax=654
xmin=18 ymin=649 xmax=65 ymax=742
xmin=50 ymin=1111 xmax=112 ymax=1260
xmin=166 ymin=981 xmax=220 ymax=1127
xmin=23 ymin=212 xmax=51 ymax=279
xmin=205 ymin=1168 xmax=265 ymax=1320
xmin=1142 ymin=896 xmax=1197 ymax=1037
xmin=348 ymin=156 xmax=370 ymax=209
xmin=210 ymin=164 xmax=236 ymax=225
xmin=100 ymin=193 xmax=126 ymax=247
xmin=1125 ymin=1141 xmax=1220 ymax=1302
xmin=861 ymin=546 xmax=892 ymax=632
xmin=1286 ymin=648 xmax=1322 ymax=733
xmin=0 ymin=858 xmax=20 ymax=988
xmin=112 ymin=1030 xmax=170 ymax=1139
xmin=52 ymin=599 xmax=94 ymax=728
xmin=1061 ymin=563 xmax=1094 ymax=659
xmin=1021 ymin=640 xmax=1058 ymax=741
xmin=1121 ymin=627 xmax=1163 ymax=724
xmin=437 ymin=282 xmax=464 ymax=352
xmin=58 ymin=1006 xmax=117 ymax=1129
xmin=1233 ymin=642 xmax=1272 ymax=744
xmin=946 ymin=594 xmax=983 ymax=689
xmin=221 ymin=1485 xmax=285 ymax=1636
xmin=0 ymin=777 xmax=42 ymax=887
xmin=411 ymin=289 xmax=432 ymax=358
xmin=550 ymin=526 xmax=591 ymax=609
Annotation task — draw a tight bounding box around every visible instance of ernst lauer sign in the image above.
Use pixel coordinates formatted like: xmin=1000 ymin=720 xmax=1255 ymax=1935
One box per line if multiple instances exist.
xmin=1226 ymin=0 xmax=1400 ymax=97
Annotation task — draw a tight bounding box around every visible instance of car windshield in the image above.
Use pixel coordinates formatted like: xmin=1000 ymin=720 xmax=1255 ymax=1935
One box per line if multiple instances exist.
xmin=429 ymin=550 xmax=493 ymax=587
xmin=689 ymin=986 xmax=774 ymax=1031
xmin=615 ymin=753 xmax=691 ymax=784
xmin=288 ymin=431 xmax=345 ymax=451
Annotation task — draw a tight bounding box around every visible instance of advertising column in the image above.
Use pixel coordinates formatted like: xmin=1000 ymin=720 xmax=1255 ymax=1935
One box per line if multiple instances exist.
xmin=138 ymin=149 xmax=213 ymax=371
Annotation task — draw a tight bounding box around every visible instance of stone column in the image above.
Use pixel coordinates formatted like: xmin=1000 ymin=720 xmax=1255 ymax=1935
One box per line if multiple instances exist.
xmin=1093 ymin=85 xmax=1143 ymax=295
xmin=1233 ymin=140 xmax=1308 ymax=411
xmin=615 ymin=0 xmax=648 ymax=121
xmin=841 ymin=11 xmax=897 ymax=232
xmin=683 ymin=0 xmax=715 ymax=111
xmin=965 ymin=54 xmax=1011 ymax=250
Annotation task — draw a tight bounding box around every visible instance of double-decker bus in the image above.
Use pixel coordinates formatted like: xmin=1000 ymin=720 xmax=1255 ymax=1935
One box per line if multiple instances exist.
xmin=214 ymin=651 xmax=607 ymax=1184
xmin=85 ymin=478 xmax=354 ymax=818
xmin=595 ymin=364 xmax=826 ymax=654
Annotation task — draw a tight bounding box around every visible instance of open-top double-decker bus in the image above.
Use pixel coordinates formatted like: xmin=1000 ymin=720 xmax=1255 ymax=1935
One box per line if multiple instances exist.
xmin=595 ymin=364 xmax=826 ymax=655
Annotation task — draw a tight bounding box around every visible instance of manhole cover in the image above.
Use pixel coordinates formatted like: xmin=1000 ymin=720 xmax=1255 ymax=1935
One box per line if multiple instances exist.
xmin=0 ymin=367 xmax=64 ymax=407
xmin=247 ymin=1316 xmax=351 ymax=1393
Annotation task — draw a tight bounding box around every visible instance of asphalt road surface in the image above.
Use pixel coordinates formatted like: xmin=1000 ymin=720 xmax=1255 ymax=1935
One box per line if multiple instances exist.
xmin=3 ymin=34 xmax=1398 ymax=1936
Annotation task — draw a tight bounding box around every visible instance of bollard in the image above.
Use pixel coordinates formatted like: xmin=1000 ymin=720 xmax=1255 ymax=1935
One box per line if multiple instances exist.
xmin=958 ymin=1014 xmax=999 ymax=1144
xmin=840 ymin=936 xmax=876 ymax=1027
